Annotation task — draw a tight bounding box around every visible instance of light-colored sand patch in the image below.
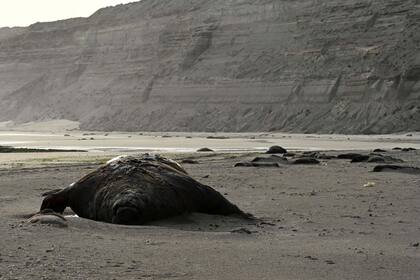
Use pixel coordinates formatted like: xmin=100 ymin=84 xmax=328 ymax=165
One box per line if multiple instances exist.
xmin=0 ymin=119 xmax=80 ymax=132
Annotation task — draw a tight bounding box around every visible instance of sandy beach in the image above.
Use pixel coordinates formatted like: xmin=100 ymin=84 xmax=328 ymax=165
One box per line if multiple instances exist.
xmin=0 ymin=130 xmax=420 ymax=279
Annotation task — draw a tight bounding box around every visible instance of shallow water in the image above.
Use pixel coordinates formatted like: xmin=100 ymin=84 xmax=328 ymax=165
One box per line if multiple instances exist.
xmin=0 ymin=131 xmax=419 ymax=153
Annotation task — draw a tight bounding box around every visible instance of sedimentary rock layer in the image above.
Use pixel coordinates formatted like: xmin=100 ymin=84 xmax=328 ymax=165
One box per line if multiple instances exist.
xmin=0 ymin=0 xmax=419 ymax=133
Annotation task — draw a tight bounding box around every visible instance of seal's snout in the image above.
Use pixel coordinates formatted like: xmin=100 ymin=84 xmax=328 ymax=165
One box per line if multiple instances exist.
xmin=40 ymin=195 xmax=67 ymax=214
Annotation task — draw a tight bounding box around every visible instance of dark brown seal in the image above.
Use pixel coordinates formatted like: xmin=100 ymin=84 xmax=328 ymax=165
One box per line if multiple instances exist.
xmin=41 ymin=154 xmax=250 ymax=225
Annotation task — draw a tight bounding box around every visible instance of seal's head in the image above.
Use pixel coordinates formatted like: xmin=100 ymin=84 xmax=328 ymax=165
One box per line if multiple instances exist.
xmin=40 ymin=190 xmax=68 ymax=214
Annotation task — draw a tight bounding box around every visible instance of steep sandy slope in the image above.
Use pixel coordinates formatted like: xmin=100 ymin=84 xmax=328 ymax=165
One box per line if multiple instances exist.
xmin=0 ymin=0 xmax=419 ymax=133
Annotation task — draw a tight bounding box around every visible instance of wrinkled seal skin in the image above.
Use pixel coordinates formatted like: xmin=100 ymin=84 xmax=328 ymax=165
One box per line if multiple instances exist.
xmin=41 ymin=154 xmax=249 ymax=225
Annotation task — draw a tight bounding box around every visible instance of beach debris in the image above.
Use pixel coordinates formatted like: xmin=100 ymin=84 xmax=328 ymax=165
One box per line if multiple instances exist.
xmin=363 ymin=182 xmax=376 ymax=188
xmin=372 ymin=165 xmax=420 ymax=174
xmin=402 ymin=147 xmax=417 ymax=152
xmin=412 ymin=242 xmax=419 ymax=247
xmin=266 ymin=146 xmax=287 ymax=154
xmin=304 ymin=256 xmax=318 ymax=261
xmin=197 ymin=147 xmax=214 ymax=152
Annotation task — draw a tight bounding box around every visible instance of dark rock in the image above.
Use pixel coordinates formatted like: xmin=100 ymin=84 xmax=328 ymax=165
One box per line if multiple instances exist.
xmin=337 ymin=153 xmax=365 ymax=160
xmin=350 ymin=155 xmax=370 ymax=163
xmin=373 ymin=149 xmax=386 ymax=153
xmin=366 ymin=156 xmax=386 ymax=163
xmin=296 ymin=152 xmax=334 ymax=160
xmin=266 ymin=146 xmax=287 ymax=154
xmin=316 ymin=154 xmax=336 ymax=160
xmin=301 ymin=152 xmax=319 ymax=158
xmin=283 ymin=152 xmax=296 ymax=157
xmin=231 ymin=228 xmax=252 ymax=234
xmin=343 ymin=153 xmax=403 ymax=163
xmin=197 ymin=148 xmax=214 ymax=152
xmin=251 ymin=155 xmax=288 ymax=164
xmin=234 ymin=162 xmax=279 ymax=168
xmin=402 ymin=147 xmax=417 ymax=152
xmin=292 ymin=158 xmax=320 ymax=165
xmin=373 ymin=165 xmax=420 ymax=174
xmin=181 ymin=159 xmax=199 ymax=164
xmin=393 ymin=147 xmax=402 ymax=150
xmin=206 ymin=136 xmax=230 ymax=139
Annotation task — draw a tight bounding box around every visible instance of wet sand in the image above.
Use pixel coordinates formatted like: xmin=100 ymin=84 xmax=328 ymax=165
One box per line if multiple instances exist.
xmin=1 ymin=130 xmax=420 ymax=152
xmin=0 ymin=142 xmax=420 ymax=279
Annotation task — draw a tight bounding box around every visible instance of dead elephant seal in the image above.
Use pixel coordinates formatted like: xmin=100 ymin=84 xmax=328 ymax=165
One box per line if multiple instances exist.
xmin=40 ymin=154 xmax=250 ymax=225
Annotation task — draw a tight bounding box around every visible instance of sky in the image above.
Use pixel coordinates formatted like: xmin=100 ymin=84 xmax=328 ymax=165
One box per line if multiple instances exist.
xmin=0 ymin=0 xmax=136 ymax=28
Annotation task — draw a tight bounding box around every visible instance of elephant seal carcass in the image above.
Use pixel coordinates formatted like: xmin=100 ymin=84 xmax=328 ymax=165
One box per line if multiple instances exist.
xmin=40 ymin=154 xmax=250 ymax=225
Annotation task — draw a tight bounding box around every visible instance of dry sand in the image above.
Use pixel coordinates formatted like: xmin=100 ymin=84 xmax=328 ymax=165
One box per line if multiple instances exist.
xmin=0 ymin=131 xmax=420 ymax=279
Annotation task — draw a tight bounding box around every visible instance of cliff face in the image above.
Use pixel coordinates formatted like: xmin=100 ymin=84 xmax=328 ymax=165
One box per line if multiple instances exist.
xmin=0 ymin=0 xmax=419 ymax=133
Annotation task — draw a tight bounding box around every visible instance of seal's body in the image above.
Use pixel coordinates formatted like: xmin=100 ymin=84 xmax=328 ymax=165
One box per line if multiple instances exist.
xmin=41 ymin=154 xmax=247 ymax=225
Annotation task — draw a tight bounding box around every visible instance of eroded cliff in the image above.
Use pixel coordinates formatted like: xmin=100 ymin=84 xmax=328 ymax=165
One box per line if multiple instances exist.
xmin=0 ymin=0 xmax=419 ymax=133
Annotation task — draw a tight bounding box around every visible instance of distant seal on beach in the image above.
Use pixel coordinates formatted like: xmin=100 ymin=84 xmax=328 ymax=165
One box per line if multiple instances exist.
xmin=266 ymin=146 xmax=287 ymax=154
xmin=372 ymin=165 xmax=420 ymax=174
xmin=40 ymin=154 xmax=250 ymax=225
